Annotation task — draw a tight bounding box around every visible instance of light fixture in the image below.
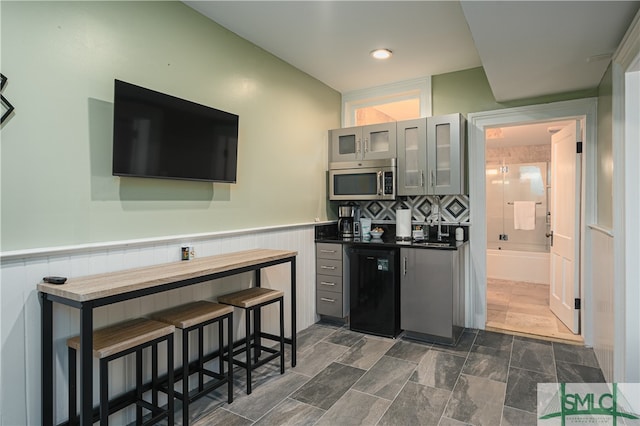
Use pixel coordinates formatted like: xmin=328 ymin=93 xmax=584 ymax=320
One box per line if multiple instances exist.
xmin=370 ymin=49 xmax=392 ymax=60
xmin=486 ymin=128 xmax=503 ymax=139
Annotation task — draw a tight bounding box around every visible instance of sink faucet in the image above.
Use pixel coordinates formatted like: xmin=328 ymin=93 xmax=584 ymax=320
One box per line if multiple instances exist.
xmin=435 ymin=196 xmax=449 ymax=241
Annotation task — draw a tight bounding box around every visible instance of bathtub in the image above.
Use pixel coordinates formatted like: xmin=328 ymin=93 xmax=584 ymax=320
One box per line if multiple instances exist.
xmin=487 ymin=248 xmax=550 ymax=284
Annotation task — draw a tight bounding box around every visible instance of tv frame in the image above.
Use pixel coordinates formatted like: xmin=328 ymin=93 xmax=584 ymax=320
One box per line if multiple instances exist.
xmin=112 ymin=79 xmax=239 ymax=183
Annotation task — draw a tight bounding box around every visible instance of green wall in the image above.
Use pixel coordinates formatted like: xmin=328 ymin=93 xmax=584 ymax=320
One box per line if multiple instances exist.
xmin=0 ymin=1 xmax=341 ymax=251
xmin=432 ymin=67 xmax=598 ymax=116
xmin=596 ymin=64 xmax=614 ymax=229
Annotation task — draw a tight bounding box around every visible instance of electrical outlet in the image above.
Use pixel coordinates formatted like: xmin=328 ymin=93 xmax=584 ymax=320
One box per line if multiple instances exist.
xmin=181 ymin=245 xmax=196 ymax=260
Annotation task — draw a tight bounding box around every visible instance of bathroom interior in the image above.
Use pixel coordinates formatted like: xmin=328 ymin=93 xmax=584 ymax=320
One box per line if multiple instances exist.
xmin=484 ymin=121 xmax=582 ymax=343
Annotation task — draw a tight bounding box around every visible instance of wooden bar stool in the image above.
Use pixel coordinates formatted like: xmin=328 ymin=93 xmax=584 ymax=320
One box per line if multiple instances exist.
xmin=150 ymin=301 xmax=233 ymax=426
xmin=217 ymin=287 xmax=285 ymax=394
xmin=67 ymin=318 xmax=175 ymax=426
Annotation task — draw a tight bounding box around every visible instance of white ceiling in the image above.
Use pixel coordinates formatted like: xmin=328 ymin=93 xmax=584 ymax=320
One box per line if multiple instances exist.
xmin=184 ymin=1 xmax=639 ymax=102
xmin=485 ymin=120 xmax=574 ymax=149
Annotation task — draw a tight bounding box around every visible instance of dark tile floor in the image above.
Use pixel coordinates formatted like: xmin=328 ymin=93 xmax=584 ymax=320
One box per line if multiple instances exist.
xmin=175 ymin=322 xmax=605 ymax=426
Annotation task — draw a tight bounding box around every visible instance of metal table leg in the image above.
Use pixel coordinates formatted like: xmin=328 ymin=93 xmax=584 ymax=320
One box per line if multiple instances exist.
xmin=41 ymin=294 xmax=54 ymax=426
xmin=79 ymin=305 xmax=94 ymax=426
xmin=290 ymin=258 xmax=297 ymax=367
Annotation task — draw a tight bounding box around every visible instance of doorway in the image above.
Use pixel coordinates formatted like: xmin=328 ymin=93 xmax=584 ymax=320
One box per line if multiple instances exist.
xmin=483 ymin=120 xmax=582 ymax=342
xmin=467 ymin=98 xmax=598 ymax=345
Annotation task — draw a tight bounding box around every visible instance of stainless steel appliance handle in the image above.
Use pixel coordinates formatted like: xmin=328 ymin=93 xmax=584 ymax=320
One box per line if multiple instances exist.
xmin=319 ymin=249 xmax=337 ymax=254
xmin=356 ymin=137 xmax=361 ymax=155
xmin=320 ymin=281 xmax=336 ymax=286
xmin=377 ymin=171 xmax=383 ymax=195
xmin=320 ymin=297 xmax=336 ymax=303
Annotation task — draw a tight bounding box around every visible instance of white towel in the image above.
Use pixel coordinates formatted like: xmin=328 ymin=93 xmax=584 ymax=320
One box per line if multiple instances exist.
xmin=513 ymin=201 xmax=536 ymax=230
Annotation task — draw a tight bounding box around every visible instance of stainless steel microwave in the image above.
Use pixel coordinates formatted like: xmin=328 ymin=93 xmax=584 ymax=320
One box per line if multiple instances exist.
xmin=329 ymin=159 xmax=396 ymax=201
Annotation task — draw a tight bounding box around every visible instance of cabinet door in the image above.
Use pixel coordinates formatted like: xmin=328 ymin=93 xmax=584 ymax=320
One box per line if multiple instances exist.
xmin=397 ymin=118 xmax=427 ymax=196
xmin=329 ymin=127 xmax=362 ymax=162
xmin=362 ymin=122 xmax=397 ymax=160
xmin=400 ymin=248 xmax=453 ymax=338
xmin=427 ymin=113 xmax=466 ymax=195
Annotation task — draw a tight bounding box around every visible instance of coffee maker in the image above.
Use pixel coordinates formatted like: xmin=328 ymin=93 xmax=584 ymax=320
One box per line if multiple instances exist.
xmin=338 ymin=202 xmax=360 ymax=239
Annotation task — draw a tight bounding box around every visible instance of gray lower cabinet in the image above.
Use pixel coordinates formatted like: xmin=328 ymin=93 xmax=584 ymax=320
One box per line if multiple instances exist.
xmin=400 ymin=247 xmax=465 ymax=344
xmin=316 ymin=242 xmax=349 ymax=319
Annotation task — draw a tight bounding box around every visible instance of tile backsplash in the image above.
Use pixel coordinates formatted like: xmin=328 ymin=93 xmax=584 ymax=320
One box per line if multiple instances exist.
xmin=356 ymin=195 xmax=470 ymax=224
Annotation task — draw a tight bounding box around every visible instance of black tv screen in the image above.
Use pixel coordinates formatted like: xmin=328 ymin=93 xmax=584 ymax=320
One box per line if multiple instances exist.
xmin=112 ymin=79 xmax=239 ymax=183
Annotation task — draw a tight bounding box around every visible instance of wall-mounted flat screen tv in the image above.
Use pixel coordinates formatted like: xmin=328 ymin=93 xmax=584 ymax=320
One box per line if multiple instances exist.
xmin=112 ymin=79 xmax=239 ymax=183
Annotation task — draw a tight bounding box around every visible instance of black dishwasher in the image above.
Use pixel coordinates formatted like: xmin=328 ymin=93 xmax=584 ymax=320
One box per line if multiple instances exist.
xmin=348 ymin=246 xmax=401 ymax=338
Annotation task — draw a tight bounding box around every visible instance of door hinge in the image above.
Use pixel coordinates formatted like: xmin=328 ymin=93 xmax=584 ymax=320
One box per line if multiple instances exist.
xmin=575 ymin=298 xmax=581 ymax=310
xmin=577 ymin=141 xmax=583 ymax=154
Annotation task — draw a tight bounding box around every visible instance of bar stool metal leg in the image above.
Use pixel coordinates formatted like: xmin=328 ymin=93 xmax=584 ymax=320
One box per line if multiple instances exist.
xmin=279 ymin=298 xmax=285 ymax=374
xmin=226 ymin=312 xmax=234 ymax=403
xmin=198 ymin=326 xmax=204 ymax=392
xmin=136 ymin=348 xmax=143 ymax=426
xmin=166 ymin=334 xmax=175 ymax=426
xmin=99 ymin=358 xmax=109 ymax=426
xmin=245 ymin=308 xmax=253 ymax=394
xmin=182 ymin=330 xmax=190 ymax=426
xmin=152 ymin=344 xmax=158 ymax=409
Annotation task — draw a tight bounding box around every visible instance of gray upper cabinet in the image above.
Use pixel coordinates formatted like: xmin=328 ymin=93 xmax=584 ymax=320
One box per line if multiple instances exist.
xmin=427 ymin=113 xmax=467 ymax=195
xmin=397 ymin=118 xmax=428 ymax=196
xmin=329 ymin=122 xmax=397 ymax=162
xmin=397 ymin=114 xmax=466 ymax=196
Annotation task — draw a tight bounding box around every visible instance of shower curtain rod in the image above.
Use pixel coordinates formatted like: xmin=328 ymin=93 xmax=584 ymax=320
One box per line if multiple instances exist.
xmin=507 ymin=202 xmax=542 ymax=205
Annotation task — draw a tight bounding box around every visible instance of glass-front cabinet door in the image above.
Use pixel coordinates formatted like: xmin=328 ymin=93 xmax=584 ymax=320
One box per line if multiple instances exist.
xmin=427 ymin=113 xmax=466 ymax=195
xmin=397 ymin=118 xmax=427 ymax=195
xmin=361 ymin=122 xmax=397 ymax=161
xmin=329 ymin=122 xmax=396 ymax=162
xmin=329 ymin=127 xmax=362 ymax=162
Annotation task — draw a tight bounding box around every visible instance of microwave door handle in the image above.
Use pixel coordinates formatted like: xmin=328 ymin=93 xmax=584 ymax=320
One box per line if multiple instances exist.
xmin=377 ymin=171 xmax=383 ymax=196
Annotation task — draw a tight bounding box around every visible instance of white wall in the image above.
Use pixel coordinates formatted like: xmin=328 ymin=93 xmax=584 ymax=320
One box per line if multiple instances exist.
xmin=1 ymin=224 xmax=317 ymax=425
xmin=588 ymin=226 xmax=614 ymax=381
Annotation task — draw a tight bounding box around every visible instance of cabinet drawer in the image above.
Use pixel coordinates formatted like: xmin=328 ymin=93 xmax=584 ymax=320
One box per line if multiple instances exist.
xmin=316 ymin=258 xmax=342 ymax=277
xmin=316 ymin=243 xmax=342 ymax=261
xmin=317 ymin=289 xmax=344 ymax=317
xmin=316 ymin=273 xmax=343 ymax=293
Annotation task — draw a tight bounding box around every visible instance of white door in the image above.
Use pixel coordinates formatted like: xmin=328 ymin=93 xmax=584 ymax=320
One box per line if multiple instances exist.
xmin=549 ymin=121 xmax=581 ymax=333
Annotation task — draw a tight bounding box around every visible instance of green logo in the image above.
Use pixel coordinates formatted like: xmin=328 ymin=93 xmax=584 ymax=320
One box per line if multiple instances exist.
xmin=538 ymin=383 xmax=640 ymax=425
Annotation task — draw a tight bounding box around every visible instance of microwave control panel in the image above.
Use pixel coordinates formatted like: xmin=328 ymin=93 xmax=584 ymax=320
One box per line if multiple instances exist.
xmin=383 ymin=171 xmax=394 ymax=195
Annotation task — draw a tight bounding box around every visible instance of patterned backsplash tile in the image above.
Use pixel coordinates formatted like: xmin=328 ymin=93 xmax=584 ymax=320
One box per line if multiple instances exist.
xmin=356 ymin=195 xmax=470 ymax=224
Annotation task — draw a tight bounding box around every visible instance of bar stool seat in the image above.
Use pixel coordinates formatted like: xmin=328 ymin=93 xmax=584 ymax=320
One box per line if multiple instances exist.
xmin=217 ymin=287 xmax=285 ymax=394
xmin=150 ymin=301 xmax=233 ymax=426
xmin=67 ymin=318 xmax=175 ymax=426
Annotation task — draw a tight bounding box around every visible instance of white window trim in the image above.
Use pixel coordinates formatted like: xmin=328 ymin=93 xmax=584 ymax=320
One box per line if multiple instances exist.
xmin=341 ymin=77 xmax=432 ymax=127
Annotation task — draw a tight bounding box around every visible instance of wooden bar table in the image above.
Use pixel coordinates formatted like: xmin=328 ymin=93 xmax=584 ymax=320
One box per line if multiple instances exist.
xmin=38 ymin=248 xmax=297 ymax=426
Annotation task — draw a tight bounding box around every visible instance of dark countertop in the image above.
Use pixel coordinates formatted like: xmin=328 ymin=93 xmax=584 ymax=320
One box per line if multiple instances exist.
xmin=315 ymin=223 xmax=468 ymax=250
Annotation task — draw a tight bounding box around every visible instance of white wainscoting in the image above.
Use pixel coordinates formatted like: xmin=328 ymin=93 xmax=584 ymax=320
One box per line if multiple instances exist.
xmin=0 ymin=224 xmax=318 ymax=426
xmin=588 ymin=225 xmax=614 ymax=382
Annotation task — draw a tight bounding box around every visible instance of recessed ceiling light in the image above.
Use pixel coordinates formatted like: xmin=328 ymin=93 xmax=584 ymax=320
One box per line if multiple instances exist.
xmin=370 ymin=49 xmax=392 ymax=60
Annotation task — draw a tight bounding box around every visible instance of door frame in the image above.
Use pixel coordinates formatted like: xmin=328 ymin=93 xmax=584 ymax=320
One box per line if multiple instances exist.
xmin=467 ymin=98 xmax=598 ymax=345
xmin=612 ymin=11 xmax=640 ymax=382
